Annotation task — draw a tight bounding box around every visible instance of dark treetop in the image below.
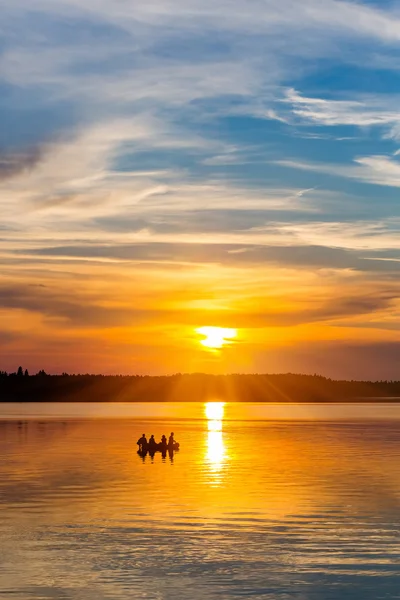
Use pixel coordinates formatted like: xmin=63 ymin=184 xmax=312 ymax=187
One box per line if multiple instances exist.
xmin=1 ymin=369 xmax=400 ymax=402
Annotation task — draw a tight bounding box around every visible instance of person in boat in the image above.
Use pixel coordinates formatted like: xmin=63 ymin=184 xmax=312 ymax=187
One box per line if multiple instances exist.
xmin=168 ymin=432 xmax=175 ymax=448
xmin=148 ymin=434 xmax=157 ymax=452
xmin=160 ymin=435 xmax=167 ymax=448
xmin=137 ymin=433 xmax=148 ymax=451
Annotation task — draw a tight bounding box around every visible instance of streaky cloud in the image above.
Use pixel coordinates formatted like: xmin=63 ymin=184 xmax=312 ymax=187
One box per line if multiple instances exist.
xmin=15 ymin=242 xmax=400 ymax=273
xmin=0 ymin=147 xmax=46 ymax=181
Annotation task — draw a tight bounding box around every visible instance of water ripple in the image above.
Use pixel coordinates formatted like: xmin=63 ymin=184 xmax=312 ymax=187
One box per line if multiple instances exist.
xmin=0 ymin=408 xmax=399 ymax=599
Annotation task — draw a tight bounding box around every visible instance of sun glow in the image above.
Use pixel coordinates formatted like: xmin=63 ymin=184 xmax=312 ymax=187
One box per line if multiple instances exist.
xmin=205 ymin=402 xmax=225 ymax=421
xmin=196 ymin=326 xmax=237 ymax=350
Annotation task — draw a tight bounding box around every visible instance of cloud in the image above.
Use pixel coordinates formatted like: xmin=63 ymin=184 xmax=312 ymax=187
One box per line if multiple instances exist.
xmin=0 ymin=279 xmax=397 ymax=331
xmin=254 ymin=341 xmax=400 ymax=379
xmin=0 ymin=282 xmax=138 ymax=327
xmin=0 ymin=147 xmax=46 ymax=181
xmin=1 ymin=0 xmax=400 ymax=375
xmin=8 ymin=0 xmax=400 ymax=45
xmin=266 ymin=219 xmax=400 ymax=250
xmin=0 ymin=118 xmax=212 ymax=219
xmin=279 ymin=87 xmax=400 ymax=142
xmin=14 ymin=241 xmax=400 ymax=274
xmin=87 ymin=213 xmax=400 ymax=255
xmin=276 ymin=154 xmax=400 ymax=188
xmin=234 ymin=293 xmax=400 ymax=328
xmin=91 ymin=208 xmax=320 ymax=236
xmin=3 ymin=0 xmax=400 ymax=119
xmin=283 ymin=88 xmax=400 ymax=130
xmin=0 ymin=330 xmax=21 ymax=346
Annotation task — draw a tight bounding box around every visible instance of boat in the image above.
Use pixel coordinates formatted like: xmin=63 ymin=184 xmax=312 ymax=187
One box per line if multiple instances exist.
xmin=155 ymin=442 xmax=180 ymax=452
xmin=137 ymin=442 xmax=180 ymax=455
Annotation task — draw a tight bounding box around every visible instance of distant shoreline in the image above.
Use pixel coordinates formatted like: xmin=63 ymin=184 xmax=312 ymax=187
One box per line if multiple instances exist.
xmin=2 ymin=399 xmax=400 ymax=404
xmin=1 ymin=373 xmax=400 ymax=403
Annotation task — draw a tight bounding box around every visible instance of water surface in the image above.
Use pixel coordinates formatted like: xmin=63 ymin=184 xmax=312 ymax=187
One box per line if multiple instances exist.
xmin=0 ymin=403 xmax=399 ymax=599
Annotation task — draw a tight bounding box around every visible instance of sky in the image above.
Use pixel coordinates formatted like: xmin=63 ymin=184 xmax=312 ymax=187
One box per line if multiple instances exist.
xmin=1 ymin=0 xmax=400 ymax=378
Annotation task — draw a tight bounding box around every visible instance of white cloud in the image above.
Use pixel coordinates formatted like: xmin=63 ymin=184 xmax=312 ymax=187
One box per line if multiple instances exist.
xmin=2 ymin=0 xmax=400 ymax=116
xmin=276 ymin=154 xmax=400 ymax=188
xmin=1 ymin=1 xmax=400 ymax=252
xmin=7 ymin=0 xmax=400 ymax=43
xmin=281 ymin=88 xmax=400 ymax=138
xmin=0 ymin=116 xmax=323 ymax=245
xmin=267 ymin=219 xmax=400 ymax=250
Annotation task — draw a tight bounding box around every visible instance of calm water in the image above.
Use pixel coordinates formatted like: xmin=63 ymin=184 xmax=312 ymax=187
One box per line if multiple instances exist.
xmin=0 ymin=403 xmax=399 ymax=600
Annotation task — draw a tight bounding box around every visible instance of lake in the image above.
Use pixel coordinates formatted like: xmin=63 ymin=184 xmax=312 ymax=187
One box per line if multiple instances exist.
xmin=0 ymin=402 xmax=399 ymax=599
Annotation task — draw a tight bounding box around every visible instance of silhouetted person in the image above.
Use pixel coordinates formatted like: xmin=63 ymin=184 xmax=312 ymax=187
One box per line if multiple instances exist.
xmin=168 ymin=432 xmax=175 ymax=448
xmin=137 ymin=433 xmax=148 ymax=451
xmin=160 ymin=434 xmax=167 ymax=448
xmin=148 ymin=434 xmax=157 ymax=452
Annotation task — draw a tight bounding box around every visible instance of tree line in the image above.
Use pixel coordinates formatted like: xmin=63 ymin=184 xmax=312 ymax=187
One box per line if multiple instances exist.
xmin=0 ymin=370 xmax=400 ymax=402
xmin=0 ymin=367 xmax=47 ymax=378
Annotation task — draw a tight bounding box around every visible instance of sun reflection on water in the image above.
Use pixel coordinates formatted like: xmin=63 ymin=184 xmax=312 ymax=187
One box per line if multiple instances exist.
xmin=205 ymin=403 xmax=226 ymax=483
xmin=208 ymin=419 xmax=222 ymax=432
xmin=206 ymin=430 xmax=225 ymax=467
xmin=205 ymin=402 xmax=225 ymax=421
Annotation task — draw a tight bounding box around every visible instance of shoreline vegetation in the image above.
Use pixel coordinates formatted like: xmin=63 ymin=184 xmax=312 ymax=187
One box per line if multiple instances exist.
xmin=1 ymin=370 xmax=400 ymax=402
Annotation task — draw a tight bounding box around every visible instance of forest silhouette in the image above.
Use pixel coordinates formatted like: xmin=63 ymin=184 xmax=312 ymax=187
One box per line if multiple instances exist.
xmin=1 ymin=369 xmax=400 ymax=403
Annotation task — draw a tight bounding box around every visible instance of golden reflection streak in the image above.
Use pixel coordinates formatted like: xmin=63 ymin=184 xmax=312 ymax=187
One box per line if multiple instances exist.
xmin=206 ymin=430 xmax=225 ymax=471
xmin=204 ymin=403 xmax=226 ymax=482
xmin=208 ymin=419 xmax=222 ymax=432
xmin=205 ymin=402 xmax=225 ymax=421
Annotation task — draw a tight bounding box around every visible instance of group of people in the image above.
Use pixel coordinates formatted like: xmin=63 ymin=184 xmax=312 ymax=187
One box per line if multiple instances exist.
xmin=137 ymin=432 xmax=178 ymax=454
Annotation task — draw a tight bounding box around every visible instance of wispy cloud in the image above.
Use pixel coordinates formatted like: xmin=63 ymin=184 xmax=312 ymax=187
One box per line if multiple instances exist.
xmin=2 ymin=0 xmax=400 ymax=374
xmin=284 ymin=88 xmax=400 ymax=131
xmin=0 ymin=148 xmax=46 ymax=181
xmin=276 ymin=154 xmax=400 ymax=188
xmin=0 ymin=279 xmax=397 ymax=331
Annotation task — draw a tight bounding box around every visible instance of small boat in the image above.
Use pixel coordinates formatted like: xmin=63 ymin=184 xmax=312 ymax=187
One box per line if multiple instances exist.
xmin=157 ymin=442 xmax=180 ymax=452
xmin=137 ymin=442 xmax=180 ymax=455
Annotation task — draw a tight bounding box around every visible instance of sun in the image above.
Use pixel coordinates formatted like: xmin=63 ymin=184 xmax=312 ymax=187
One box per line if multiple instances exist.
xmin=196 ymin=326 xmax=237 ymax=350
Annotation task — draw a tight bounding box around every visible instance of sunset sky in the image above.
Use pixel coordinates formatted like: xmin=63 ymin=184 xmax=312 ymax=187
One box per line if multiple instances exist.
xmin=1 ymin=0 xmax=400 ymax=378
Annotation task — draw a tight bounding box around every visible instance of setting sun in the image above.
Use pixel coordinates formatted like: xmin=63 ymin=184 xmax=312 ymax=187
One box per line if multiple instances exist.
xmin=196 ymin=327 xmax=237 ymax=350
